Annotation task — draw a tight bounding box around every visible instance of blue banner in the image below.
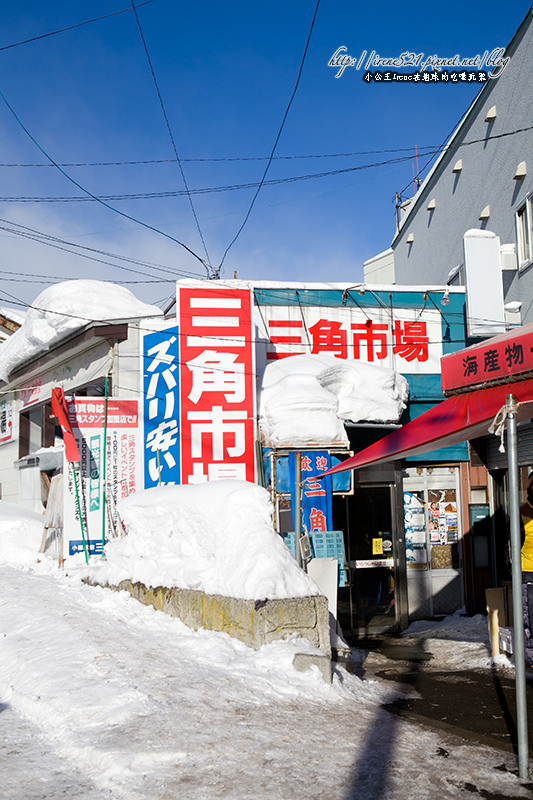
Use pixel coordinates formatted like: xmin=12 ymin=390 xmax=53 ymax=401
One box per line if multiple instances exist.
xmin=289 ymin=451 xmax=333 ymax=534
xmin=142 ymin=326 xmax=181 ymax=487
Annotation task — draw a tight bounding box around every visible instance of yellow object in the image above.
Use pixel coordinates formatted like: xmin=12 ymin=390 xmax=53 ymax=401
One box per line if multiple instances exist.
xmin=521 ymin=503 xmax=533 ymax=571
xmin=372 ymin=538 xmax=383 ymax=555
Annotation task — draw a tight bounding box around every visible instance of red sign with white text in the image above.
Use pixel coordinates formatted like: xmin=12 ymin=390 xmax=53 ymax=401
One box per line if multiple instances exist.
xmin=177 ymin=287 xmax=256 ymax=484
xmin=68 ymin=399 xmax=139 ymax=429
xmin=441 ymin=323 xmax=533 ymax=393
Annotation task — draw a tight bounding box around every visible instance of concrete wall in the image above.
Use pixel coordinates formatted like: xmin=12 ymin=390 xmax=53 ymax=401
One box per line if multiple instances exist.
xmin=95 ymin=579 xmax=331 ymax=657
xmin=392 ymin=11 xmax=533 ymax=324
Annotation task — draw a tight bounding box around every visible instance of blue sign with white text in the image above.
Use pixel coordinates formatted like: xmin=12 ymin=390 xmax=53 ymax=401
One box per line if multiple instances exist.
xmin=142 ymin=326 xmax=181 ymax=487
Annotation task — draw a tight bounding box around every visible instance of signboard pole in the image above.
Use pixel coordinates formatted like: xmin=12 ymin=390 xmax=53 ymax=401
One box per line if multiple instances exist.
xmin=507 ymin=394 xmax=529 ymax=779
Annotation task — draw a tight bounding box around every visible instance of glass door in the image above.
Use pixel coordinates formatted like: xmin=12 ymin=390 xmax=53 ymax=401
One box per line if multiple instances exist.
xmin=339 ymin=484 xmax=398 ymax=637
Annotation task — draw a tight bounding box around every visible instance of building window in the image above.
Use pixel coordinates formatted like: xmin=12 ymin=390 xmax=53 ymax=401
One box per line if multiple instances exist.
xmin=19 ymin=403 xmax=56 ymax=459
xmin=516 ymin=195 xmax=533 ymax=269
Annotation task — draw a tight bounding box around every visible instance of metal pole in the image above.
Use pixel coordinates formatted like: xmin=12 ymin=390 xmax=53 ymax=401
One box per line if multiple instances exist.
xmin=507 ymin=394 xmax=529 ymax=779
xmin=294 ymin=451 xmax=303 ymax=568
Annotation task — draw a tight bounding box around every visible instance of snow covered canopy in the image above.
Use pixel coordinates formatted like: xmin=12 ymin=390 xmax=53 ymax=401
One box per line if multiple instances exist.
xmin=0 ymin=280 xmax=163 ymax=382
xmin=88 ymin=480 xmax=320 ymax=600
xmin=259 ymin=354 xmax=409 ymax=448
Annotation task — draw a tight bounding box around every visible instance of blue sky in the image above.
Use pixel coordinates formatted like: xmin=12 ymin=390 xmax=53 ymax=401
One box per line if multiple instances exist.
xmin=0 ymin=1 xmax=529 ymax=310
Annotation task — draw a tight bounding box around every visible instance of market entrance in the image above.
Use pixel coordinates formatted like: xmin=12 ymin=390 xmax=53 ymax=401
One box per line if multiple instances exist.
xmin=335 ymin=466 xmax=407 ymax=640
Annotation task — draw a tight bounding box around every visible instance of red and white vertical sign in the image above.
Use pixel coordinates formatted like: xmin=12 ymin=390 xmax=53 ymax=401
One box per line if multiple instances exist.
xmin=177 ymin=286 xmax=256 ymax=484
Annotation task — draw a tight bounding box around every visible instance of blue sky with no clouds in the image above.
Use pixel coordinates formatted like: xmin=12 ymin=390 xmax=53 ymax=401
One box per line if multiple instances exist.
xmin=0 ymin=1 xmax=528 ymax=310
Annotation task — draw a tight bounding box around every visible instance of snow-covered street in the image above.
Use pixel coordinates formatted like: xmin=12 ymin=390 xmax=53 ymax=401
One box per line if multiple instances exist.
xmin=2 ymin=558 xmax=532 ymax=800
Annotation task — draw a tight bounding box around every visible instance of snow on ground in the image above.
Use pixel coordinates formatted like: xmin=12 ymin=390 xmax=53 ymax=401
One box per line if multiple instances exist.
xmin=401 ymin=611 xmax=512 ymax=672
xmin=259 ymin=354 xmax=409 ymax=448
xmin=0 ymin=500 xmax=44 ymax=568
xmin=0 ymin=503 xmax=530 ymax=799
xmin=81 ymin=480 xmax=321 ymax=600
xmin=0 ymin=280 xmax=163 ymax=382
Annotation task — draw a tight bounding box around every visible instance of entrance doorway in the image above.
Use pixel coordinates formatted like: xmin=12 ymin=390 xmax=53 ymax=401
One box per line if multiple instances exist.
xmin=337 ymin=481 xmax=403 ymax=638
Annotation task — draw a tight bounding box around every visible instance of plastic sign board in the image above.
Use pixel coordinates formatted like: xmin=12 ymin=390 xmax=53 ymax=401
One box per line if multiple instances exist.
xmin=176 ymin=286 xmax=256 ymax=484
xmin=289 ymin=450 xmax=333 ymax=534
xmin=63 ymin=398 xmax=141 ymax=558
xmin=441 ymin=322 xmax=533 ymax=393
xmin=141 ymin=325 xmax=181 ymax=487
xmin=0 ymin=398 xmax=13 ymax=444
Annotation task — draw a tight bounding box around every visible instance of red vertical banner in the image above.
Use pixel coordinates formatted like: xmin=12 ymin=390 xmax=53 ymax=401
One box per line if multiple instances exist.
xmin=177 ymin=286 xmax=256 ymax=484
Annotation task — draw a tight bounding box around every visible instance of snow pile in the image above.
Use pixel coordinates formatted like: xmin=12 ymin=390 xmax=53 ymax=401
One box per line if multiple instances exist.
xmin=402 ymin=610 xmax=498 ymax=671
xmin=0 ymin=280 xmax=163 ymax=382
xmin=259 ymin=354 xmax=409 ymax=447
xmin=0 ymin=500 xmax=44 ymax=567
xmin=88 ymin=480 xmax=320 ymax=600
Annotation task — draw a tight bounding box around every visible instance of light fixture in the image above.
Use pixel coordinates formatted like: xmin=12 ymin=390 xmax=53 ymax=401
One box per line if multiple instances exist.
xmin=427 ymin=198 xmax=436 ymax=211
xmin=452 ymin=159 xmax=463 ymax=173
xmin=358 ymin=284 xmax=366 ymax=295
xmin=485 ymin=105 xmax=497 ymax=122
xmin=406 ymin=233 xmax=414 ymax=243
xmin=514 ymin=161 xmax=527 ymax=180
xmin=479 ymin=205 xmax=490 ymax=220
xmin=441 ymin=288 xmax=450 ymax=306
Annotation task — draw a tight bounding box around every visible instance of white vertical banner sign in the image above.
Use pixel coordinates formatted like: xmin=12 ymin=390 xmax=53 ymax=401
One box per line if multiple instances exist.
xmin=63 ymin=397 xmax=141 ymax=558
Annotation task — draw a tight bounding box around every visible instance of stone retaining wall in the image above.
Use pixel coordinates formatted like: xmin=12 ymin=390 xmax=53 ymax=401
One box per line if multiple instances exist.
xmin=91 ymin=579 xmax=331 ymax=657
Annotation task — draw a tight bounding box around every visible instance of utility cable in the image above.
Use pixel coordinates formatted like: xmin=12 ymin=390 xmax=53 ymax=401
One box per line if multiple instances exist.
xmin=0 ymin=217 xmax=204 ymax=280
xmin=5 ymin=122 xmax=533 ymax=204
xmin=130 ymin=0 xmax=212 ymax=272
xmin=216 ymin=0 xmax=322 ymax=276
xmin=0 ymin=1 xmax=155 ymax=52
xmin=0 ymin=88 xmax=211 ymax=274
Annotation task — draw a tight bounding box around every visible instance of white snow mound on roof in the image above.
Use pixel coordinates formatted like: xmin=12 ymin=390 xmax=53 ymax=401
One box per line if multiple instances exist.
xmin=0 ymin=280 xmax=163 ymax=382
xmin=88 ymin=480 xmax=320 ymax=600
xmin=259 ymin=354 xmax=409 ymax=448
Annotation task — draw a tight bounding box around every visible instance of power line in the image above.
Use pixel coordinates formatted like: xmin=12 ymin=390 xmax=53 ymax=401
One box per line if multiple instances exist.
xmin=0 ymin=153 xmax=418 ymax=202
xmin=0 ymin=1 xmax=155 ymax=52
xmin=130 ymin=0 xmax=212 ymax=273
xmin=216 ymin=0 xmax=322 ymax=276
xmin=0 ymin=270 xmax=172 ymax=285
xmin=0 ymin=217 xmax=205 ymax=281
xmin=0 ymin=146 xmax=443 ymax=167
xmin=0 ymin=87 xmax=211 ymax=273
xmin=4 ymin=123 xmax=532 ymax=204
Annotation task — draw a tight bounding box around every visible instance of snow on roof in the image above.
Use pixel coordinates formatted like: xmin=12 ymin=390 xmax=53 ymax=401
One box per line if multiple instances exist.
xmin=259 ymin=354 xmax=409 ymax=448
xmin=0 ymin=280 xmax=163 ymax=382
xmin=85 ymin=480 xmax=320 ymax=601
xmin=0 ymin=305 xmax=26 ymax=326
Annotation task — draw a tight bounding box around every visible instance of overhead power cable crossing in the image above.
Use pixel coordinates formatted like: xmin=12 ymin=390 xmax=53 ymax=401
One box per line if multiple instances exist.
xmin=0 ymin=88 xmax=210 ymax=275
xmin=130 ymin=1 xmax=212 ymax=275
xmin=2 ymin=124 xmax=532 ymax=204
xmin=0 ymin=217 xmax=204 ymax=281
xmin=215 ymin=0 xmax=322 ymax=277
xmin=0 ymin=1 xmax=154 ymax=52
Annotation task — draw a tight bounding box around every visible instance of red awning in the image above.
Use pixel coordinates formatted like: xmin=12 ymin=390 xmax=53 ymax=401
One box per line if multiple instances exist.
xmin=324 ymin=378 xmax=533 ymax=476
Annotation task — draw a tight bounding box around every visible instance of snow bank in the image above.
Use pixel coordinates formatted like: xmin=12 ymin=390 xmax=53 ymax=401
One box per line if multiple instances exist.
xmin=0 ymin=500 xmax=44 ymax=567
xmin=88 ymin=480 xmax=320 ymax=600
xmin=259 ymin=354 xmax=409 ymax=447
xmin=0 ymin=280 xmax=163 ymax=381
